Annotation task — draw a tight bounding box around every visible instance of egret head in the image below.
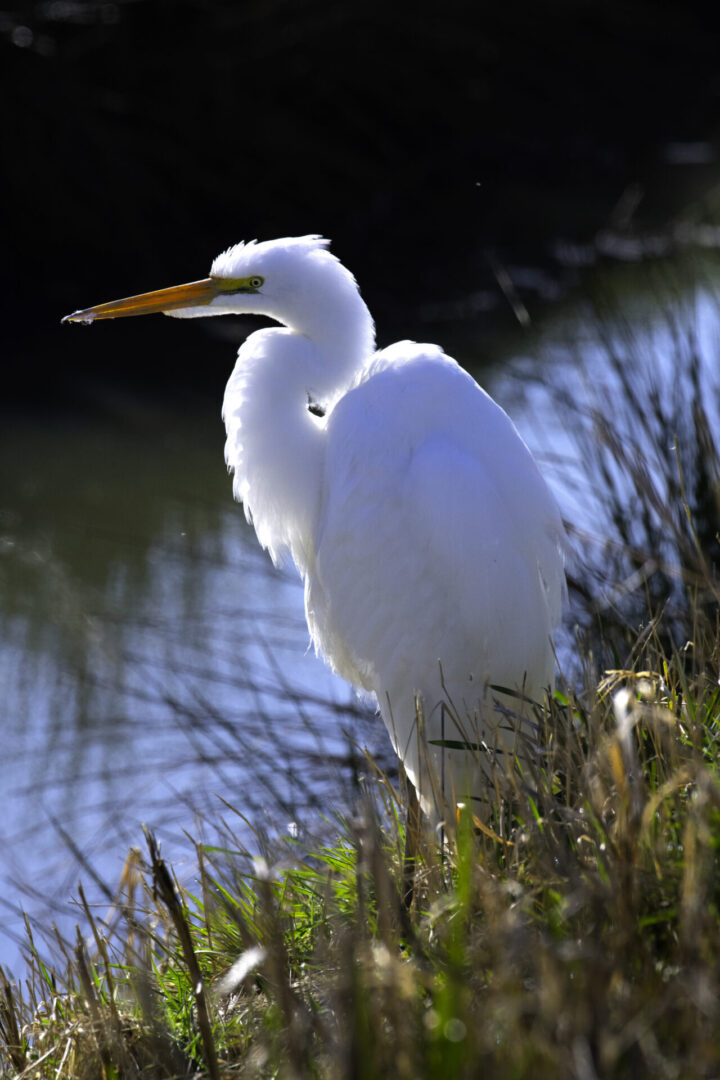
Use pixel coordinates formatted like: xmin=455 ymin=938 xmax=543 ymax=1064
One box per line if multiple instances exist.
xmin=204 ymin=235 xmax=334 ymax=315
xmin=62 ymin=235 xmax=366 ymax=335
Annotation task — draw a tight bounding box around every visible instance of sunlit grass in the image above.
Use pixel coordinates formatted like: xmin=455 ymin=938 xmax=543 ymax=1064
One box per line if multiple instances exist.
xmin=1 ymin=627 xmax=719 ymax=1077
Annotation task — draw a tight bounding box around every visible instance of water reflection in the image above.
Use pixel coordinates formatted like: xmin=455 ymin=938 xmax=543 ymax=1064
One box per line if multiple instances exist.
xmin=0 ymin=406 xmax=386 ymax=972
xmin=497 ymin=252 xmax=720 ymax=651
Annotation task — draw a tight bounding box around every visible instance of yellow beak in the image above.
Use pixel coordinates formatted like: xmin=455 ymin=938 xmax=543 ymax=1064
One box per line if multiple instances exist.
xmin=61 ymin=278 xmax=220 ymax=324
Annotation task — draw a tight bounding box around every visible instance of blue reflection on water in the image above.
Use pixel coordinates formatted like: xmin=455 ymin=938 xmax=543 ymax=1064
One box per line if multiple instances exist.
xmin=0 ymin=410 xmax=384 ymax=973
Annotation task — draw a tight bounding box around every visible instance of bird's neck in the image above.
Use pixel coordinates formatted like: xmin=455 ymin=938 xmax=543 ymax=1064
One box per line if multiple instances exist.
xmin=223 ymin=286 xmax=375 ymax=572
xmin=280 ymin=288 xmax=376 ymax=399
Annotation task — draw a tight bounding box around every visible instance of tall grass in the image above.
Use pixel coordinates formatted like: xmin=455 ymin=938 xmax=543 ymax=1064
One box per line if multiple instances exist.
xmin=1 ymin=635 xmax=719 ymax=1077
xmin=544 ymin=261 xmax=720 ymax=665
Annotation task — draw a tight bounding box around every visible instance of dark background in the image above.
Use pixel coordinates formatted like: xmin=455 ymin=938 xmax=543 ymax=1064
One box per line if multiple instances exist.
xmin=4 ymin=0 xmax=720 ymax=405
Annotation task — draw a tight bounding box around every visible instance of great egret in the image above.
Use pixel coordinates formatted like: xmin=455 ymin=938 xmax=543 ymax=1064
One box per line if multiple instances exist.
xmin=63 ymin=235 xmax=565 ymax=819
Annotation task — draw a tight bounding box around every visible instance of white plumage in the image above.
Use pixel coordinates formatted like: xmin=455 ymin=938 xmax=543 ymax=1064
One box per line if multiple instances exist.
xmin=63 ymin=235 xmax=565 ymax=818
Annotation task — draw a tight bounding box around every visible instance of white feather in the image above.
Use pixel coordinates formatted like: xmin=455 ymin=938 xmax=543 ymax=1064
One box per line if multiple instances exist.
xmin=207 ymin=237 xmax=563 ymax=816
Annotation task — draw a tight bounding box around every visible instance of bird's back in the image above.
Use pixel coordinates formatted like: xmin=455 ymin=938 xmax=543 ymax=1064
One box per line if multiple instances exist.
xmin=306 ymin=342 xmax=565 ymax=815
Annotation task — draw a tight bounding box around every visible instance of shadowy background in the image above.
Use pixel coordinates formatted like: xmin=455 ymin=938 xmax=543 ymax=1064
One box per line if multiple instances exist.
xmin=4 ymin=0 xmax=720 ymax=406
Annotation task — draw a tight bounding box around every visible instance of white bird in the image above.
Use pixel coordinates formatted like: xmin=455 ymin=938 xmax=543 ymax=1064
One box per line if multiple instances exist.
xmin=63 ymin=235 xmax=565 ymax=820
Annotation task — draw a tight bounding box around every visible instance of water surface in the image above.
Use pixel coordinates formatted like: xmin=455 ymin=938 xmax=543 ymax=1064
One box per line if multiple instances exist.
xmin=0 ymin=404 xmax=384 ymax=972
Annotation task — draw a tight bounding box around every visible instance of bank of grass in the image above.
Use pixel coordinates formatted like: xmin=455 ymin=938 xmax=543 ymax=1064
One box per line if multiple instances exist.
xmin=1 ymin=623 xmax=719 ymax=1078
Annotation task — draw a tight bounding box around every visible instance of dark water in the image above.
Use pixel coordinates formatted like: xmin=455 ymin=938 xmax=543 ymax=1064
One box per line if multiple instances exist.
xmin=1 ymin=248 xmax=719 ymax=976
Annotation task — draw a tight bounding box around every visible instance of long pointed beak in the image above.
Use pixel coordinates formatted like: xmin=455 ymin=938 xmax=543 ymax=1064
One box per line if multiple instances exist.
xmin=61 ymin=278 xmax=220 ymax=324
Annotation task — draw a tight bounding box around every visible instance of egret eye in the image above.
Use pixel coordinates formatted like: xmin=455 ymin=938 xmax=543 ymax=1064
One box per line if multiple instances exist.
xmin=250 ymin=276 xmax=264 ymax=289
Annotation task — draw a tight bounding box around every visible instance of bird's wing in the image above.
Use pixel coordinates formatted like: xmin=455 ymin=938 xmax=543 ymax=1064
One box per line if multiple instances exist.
xmin=307 ymin=346 xmax=564 ymax=703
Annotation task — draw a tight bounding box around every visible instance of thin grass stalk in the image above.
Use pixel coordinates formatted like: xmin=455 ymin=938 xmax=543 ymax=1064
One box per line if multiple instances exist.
xmin=144 ymin=827 xmax=220 ymax=1080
